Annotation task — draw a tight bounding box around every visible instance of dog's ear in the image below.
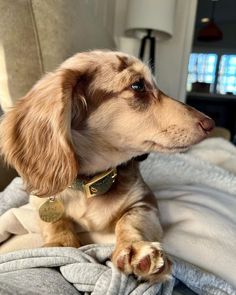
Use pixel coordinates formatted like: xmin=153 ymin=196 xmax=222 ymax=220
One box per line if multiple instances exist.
xmin=0 ymin=68 xmax=84 ymax=197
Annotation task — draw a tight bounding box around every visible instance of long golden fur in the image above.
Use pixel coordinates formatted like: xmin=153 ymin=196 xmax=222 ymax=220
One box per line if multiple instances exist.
xmin=0 ymin=50 xmax=214 ymax=282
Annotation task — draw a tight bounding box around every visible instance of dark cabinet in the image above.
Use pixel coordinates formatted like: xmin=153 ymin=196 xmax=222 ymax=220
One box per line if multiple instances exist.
xmin=187 ymin=93 xmax=236 ymax=142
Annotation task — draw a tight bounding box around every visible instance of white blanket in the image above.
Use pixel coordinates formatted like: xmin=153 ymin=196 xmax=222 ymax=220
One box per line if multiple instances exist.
xmin=140 ymin=138 xmax=236 ymax=288
xmin=157 ymin=185 xmax=236 ymax=289
xmin=141 ymin=138 xmax=236 ymax=195
xmin=1 ymin=138 xmax=236 ymax=289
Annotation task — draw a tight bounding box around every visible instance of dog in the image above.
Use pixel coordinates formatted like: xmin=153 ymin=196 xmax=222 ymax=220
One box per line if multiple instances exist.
xmin=0 ymin=50 xmax=214 ymax=282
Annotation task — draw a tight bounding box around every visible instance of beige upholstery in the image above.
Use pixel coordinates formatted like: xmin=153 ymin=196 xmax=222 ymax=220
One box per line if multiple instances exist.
xmin=0 ymin=0 xmax=115 ymax=111
xmin=0 ymin=0 xmax=115 ymax=189
xmin=0 ymin=0 xmax=45 ymax=111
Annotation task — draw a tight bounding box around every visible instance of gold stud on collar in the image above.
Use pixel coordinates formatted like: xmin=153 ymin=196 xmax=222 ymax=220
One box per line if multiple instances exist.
xmin=69 ymin=168 xmax=117 ymax=198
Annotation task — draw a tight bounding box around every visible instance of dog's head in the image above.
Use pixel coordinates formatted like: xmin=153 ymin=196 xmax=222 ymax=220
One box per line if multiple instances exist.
xmin=0 ymin=50 xmax=214 ymax=196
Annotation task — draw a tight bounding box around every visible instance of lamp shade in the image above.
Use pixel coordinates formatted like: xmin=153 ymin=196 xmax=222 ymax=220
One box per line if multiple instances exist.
xmin=125 ymin=0 xmax=175 ymax=40
xmin=197 ymin=21 xmax=223 ymax=42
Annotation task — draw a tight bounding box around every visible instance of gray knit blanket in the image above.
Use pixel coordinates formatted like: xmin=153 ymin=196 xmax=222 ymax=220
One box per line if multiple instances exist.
xmin=0 ymin=138 xmax=236 ymax=295
xmin=0 ymin=242 xmax=234 ymax=295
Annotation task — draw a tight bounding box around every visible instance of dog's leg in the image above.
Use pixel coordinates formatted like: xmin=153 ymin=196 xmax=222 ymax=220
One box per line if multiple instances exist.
xmin=39 ymin=217 xmax=81 ymax=247
xmin=112 ymin=206 xmax=172 ymax=282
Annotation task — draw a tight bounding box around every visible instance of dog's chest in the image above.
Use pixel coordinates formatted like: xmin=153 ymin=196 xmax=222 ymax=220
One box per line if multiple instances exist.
xmin=63 ymin=177 xmax=147 ymax=232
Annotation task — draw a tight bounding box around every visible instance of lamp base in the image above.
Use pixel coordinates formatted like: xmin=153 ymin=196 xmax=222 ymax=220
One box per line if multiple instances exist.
xmin=139 ymin=29 xmax=156 ymax=74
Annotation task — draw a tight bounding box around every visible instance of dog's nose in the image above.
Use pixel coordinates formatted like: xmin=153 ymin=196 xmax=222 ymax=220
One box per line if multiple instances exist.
xmin=199 ymin=117 xmax=215 ymax=133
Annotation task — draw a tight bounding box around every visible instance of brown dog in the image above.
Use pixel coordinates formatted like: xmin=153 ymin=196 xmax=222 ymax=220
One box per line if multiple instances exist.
xmin=0 ymin=50 xmax=214 ymax=282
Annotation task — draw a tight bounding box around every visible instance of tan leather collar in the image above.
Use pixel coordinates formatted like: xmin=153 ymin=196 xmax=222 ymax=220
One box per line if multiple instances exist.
xmin=69 ymin=168 xmax=117 ymax=198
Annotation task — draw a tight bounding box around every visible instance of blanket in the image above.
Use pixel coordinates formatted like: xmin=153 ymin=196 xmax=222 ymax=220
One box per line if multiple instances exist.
xmin=141 ymin=137 xmax=236 ymax=194
xmin=0 ymin=138 xmax=236 ymax=294
xmin=0 ymin=246 xmax=234 ymax=295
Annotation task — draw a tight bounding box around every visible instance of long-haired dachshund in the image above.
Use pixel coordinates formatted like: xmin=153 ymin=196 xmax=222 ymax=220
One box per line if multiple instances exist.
xmin=0 ymin=51 xmax=214 ymax=282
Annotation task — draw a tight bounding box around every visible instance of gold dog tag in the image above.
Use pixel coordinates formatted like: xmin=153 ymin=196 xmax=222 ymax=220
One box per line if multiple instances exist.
xmin=39 ymin=197 xmax=64 ymax=223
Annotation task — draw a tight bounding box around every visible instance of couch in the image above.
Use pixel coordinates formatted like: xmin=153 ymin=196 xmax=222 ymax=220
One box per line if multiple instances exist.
xmin=0 ymin=0 xmax=115 ymax=190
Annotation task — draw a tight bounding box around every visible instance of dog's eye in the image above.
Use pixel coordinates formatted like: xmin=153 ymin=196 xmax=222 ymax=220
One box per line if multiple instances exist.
xmin=131 ymin=79 xmax=145 ymax=92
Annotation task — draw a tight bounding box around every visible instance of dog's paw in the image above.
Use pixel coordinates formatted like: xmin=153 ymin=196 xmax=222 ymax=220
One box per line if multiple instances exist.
xmin=112 ymin=241 xmax=172 ymax=282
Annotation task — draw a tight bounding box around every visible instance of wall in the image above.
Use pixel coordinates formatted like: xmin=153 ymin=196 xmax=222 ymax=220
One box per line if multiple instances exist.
xmin=114 ymin=0 xmax=197 ymax=102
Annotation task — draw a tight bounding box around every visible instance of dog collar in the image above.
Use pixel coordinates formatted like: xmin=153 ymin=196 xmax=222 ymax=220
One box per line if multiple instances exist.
xmin=69 ymin=168 xmax=117 ymax=198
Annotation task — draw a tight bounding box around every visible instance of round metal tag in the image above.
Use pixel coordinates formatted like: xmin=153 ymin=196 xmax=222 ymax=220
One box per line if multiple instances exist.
xmin=39 ymin=198 xmax=64 ymax=223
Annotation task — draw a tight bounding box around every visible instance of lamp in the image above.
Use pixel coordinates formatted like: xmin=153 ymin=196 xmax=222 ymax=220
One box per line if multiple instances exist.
xmin=125 ymin=0 xmax=176 ymax=74
xmin=197 ymin=0 xmax=223 ymax=42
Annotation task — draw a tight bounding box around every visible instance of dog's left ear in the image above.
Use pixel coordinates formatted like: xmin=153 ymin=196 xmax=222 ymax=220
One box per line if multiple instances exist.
xmin=0 ymin=68 xmax=84 ymax=197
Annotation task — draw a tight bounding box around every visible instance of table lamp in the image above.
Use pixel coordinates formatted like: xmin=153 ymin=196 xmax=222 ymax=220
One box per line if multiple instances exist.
xmin=125 ymin=0 xmax=176 ymax=74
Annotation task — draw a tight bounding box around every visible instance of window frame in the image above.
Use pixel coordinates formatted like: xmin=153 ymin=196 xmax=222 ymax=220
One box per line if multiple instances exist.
xmin=216 ymin=54 xmax=236 ymax=95
xmin=187 ymin=48 xmax=236 ymax=96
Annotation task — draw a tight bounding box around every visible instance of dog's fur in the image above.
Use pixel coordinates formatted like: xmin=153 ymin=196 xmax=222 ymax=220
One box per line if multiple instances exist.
xmin=0 ymin=50 xmax=214 ymax=282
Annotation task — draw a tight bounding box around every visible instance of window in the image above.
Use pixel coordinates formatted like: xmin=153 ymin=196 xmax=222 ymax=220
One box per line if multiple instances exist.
xmin=217 ymin=55 xmax=236 ymax=95
xmin=187 ymin=53 xmax=218 ymax=92
xmin=187 ymin=53 xmax=236 ymax=95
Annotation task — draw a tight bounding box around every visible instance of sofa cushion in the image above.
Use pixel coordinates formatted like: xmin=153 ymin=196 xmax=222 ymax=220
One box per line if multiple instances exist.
xmin=0 ymin=0 xmax=115 ymax=111
xmin=0 ymin=0 xmax=42 ymax=111
xmin=0 ymin=0 xmax=115 ymax=189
